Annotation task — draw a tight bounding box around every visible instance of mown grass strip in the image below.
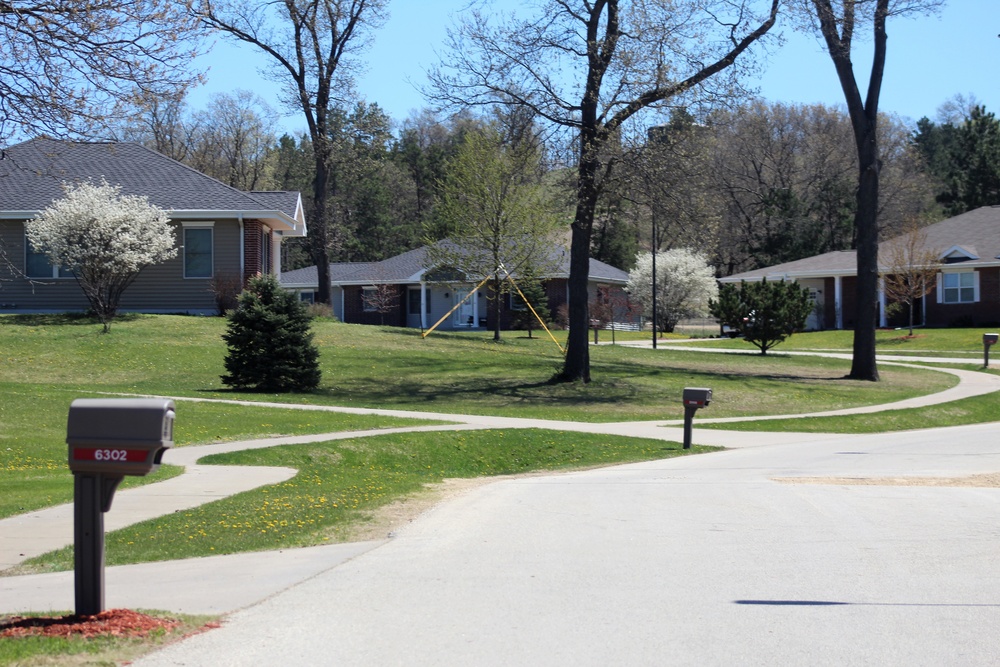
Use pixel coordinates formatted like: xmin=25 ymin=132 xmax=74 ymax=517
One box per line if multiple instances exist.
xmin=17 ymin=429 xmax=714 ymax=573
xmin=0 ymin=385 xmax=442 ymax=519
xmin=702 ymin=390 xmax=1000 ymax=434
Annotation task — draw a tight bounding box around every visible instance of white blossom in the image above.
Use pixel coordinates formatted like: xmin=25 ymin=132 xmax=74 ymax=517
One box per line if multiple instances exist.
xmin=627 ymin=249 xmax=718 ymax=333
xmin=26 ymin=180 xmax=177 ymax=330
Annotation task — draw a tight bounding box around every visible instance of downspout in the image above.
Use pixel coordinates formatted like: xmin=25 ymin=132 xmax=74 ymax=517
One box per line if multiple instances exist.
xmin=878 ymin=277 xmax=887 ymax=328
xmin=835 ymin=276 xmax=843 ymax=330
xmin=420 ymin=281 xmax=427 ymax=330
xmin=238 ymin=214 xmax=245 ymax=282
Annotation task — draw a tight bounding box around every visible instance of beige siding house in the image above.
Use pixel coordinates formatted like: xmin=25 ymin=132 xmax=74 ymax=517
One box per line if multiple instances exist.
xmin=0 ymin=139 xmax=306 ymax=314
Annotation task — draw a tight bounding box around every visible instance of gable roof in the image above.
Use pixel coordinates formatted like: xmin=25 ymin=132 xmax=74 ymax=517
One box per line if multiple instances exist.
xmin=0 ymin=138 xmax=306 ymax=236
xmin=721 ymin=206 xmax=1000 ymax=282
xmin=280 ymin=242 xmax=630 ymax=288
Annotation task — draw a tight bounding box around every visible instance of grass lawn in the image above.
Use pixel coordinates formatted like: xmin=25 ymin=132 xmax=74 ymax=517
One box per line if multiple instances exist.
xmin=703 ymin=388 xmax=1000 ymax=433
xmin=0 ymin=382 xmax=443 ymax=519
xmin=694 ymin=327 xmax=993 ymax=357
xmin=0 ymin=314 xmax=959 ymax=421
xmin=1 ymin=314 xmax=993 ymax=571
xmin=15 ymin=429 xmax=715 ymax=574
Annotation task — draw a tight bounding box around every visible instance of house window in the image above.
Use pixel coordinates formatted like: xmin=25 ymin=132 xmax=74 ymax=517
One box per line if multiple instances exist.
xmin=24 ymin=235 xmax=73 ymax=278
xmin=408 ymin=288 xmax=430 ymax=314
xmin=298 ymin=291 xmax=316 ymax=304
xmin=183 ymin=226 xmax=213 ymax=278
xmin=940 ymin=271 xmax=978 ymax=304
xmin=362 ymin=287 xmax=378 ymax=312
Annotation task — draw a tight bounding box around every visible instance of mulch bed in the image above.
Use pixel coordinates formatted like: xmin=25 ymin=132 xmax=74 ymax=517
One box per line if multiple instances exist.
xmin=1 ymin=608 xmax=183 ymax=639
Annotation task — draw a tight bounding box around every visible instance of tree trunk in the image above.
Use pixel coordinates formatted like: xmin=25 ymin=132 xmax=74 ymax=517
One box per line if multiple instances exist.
xmin=310 ymin=146 xmax=332 ymax=306
xmin=558 ymin=150 xmax=600 ymax=383
xmin=847 ymin=105 xmax=881 ymax=381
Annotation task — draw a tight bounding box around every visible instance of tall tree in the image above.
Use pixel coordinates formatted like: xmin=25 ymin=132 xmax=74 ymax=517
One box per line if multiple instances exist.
xmin=431 ymin=127 xmax=561 ymax=342
xmin=0 ymin=0 xmax=202 ymax=143
xmin=196 ymin=0 xmax=388 ymax=305
xmin=914 ymin=105 xmax=1000 ymax=215
xmin=432 ymin=0 xmax=779 ymax=382
xmin=807 ymin=0 xmax=940 ymax=381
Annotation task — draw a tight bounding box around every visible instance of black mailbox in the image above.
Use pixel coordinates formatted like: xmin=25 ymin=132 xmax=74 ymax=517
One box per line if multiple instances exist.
xmin=681 ymin=387 xmax=712 ymax=450
xmin=985 ymin=333 xmax=999 ymax=346
xmin=682 ymin=387 xmax=712 ymax=408
xmin=67 ymin=398 xmax=174 ymax=476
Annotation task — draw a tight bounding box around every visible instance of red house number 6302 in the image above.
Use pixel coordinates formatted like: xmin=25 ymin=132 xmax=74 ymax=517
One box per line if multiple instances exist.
xmin=94 ymin=449 xmax=127 ymax=461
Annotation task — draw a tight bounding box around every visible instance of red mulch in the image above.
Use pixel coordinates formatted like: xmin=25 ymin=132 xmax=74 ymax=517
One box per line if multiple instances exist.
xmin=0 ymin=608 xmax=182 ymax=639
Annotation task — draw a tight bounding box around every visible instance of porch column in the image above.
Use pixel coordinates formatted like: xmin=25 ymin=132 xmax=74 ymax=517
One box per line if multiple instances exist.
xmin=878 ymin=278 xmax=887 ymax=328
xmin=420 ymin=282 xmax=427 ymax=330
xmin=834 ymin=276 xmax=843 ymax=330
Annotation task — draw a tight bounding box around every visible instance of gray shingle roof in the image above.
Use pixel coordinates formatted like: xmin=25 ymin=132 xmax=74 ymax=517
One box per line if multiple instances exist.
xmin=0 ymin=138 xmax=301 ymax=221
xmin=721 ymin=206 xmax=1000 ymax=282
xmin=280 ymin=242 xmax=630 ymax=288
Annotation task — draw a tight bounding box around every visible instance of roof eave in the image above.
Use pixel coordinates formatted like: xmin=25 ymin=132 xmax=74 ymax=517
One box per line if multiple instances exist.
xmin=170 ymin=209 xmax=307 ymax=237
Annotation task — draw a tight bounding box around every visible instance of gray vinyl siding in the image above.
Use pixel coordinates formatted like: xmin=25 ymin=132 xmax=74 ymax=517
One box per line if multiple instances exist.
xmin=0 ymin=218 xmax=242 ymax=314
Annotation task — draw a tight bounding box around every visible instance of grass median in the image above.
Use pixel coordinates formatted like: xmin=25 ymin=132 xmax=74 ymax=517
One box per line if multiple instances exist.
xmin=14 ymin=429 xmax=714 ymax=574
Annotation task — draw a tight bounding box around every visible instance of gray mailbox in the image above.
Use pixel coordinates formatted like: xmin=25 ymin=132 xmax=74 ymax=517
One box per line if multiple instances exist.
xmin=682 ymin=387 xmax=712 ymax=409
xmin=681 ymin=387 xmax=712 ymax=449
xmin=67 ymin=398 xmax=174 ymax=476
xmin=984 ymin=333 xmax=999 ymax=368
xmin=66 ymin=398 xmax=175 ymax=617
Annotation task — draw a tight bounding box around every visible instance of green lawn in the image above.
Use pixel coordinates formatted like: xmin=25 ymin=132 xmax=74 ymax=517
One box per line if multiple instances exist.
xmin=1 ymin=314 xmax=995 ymax=572
xmin=696 ymin=327 xmax=993 ymax=357
xmin=16 ymin=429 xmax=714 ymax=573
xmin=0 ymin=314 xmax=959 ymax=421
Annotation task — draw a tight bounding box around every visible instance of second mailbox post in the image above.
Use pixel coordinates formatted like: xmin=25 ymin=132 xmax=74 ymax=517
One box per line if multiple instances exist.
xmin=984 ymin=333 xmax=998 ymax=368
xmin=67 ymin=398 xmax=175 ymax=616
xmin=681 ymin=388 xmax=712 ymax=450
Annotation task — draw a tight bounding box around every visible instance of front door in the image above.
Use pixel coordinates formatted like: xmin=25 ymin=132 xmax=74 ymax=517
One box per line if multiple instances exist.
xmin=454 ymin=289 xmax=477 ymax=328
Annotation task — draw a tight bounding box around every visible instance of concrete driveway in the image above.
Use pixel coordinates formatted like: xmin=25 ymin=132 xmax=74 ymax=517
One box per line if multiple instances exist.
xmin=134 ymin=421 xmax=1000 ymax=666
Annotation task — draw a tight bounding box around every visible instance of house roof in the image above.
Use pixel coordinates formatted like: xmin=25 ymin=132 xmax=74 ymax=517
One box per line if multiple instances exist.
xmin=721 ymin=206 xmax=1000 ymax=282
xmin=0 ymin=138 xmax=306 ymax=236
xmin=280 ymin=242 xmax=630 ymax=288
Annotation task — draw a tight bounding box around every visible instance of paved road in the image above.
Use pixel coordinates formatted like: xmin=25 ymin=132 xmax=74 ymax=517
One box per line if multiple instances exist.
xmin=132 ymin=421 xmax=1000 ymax=666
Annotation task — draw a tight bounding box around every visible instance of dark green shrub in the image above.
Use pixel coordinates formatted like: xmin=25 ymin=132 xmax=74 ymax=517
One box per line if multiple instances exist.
xmin=709 ymin=278 xmax=813 ymax=355
xmin=221 ymin=274 xmax=321 ymax=391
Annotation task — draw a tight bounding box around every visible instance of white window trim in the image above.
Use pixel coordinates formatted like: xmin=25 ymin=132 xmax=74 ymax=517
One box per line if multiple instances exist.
xmin=182 ymin=223 xmax=215 ymax=279
xmin=936 ymin=270 xmax=980 ymax=304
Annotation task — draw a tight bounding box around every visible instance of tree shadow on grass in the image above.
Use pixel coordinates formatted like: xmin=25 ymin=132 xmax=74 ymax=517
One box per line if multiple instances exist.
xmin=1 ymin=312 xmax=144 ymax=327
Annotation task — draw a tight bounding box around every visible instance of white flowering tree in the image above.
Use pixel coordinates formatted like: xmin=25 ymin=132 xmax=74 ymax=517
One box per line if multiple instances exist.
xmin=26 ymin=180 xmax=177 ymax=331
xmin=627 ymin=249 xmax=718 ymax=334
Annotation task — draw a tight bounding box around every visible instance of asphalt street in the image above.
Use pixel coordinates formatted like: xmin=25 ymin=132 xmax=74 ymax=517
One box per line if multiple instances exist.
xmin=133 ymin=421 xmax=1000 ymax=667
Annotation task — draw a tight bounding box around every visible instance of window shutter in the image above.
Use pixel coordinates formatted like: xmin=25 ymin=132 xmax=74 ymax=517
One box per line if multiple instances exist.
xmin=936 ymin=273 xmax=943 ymax=304
xmin=974 ymin=270 xmax=981 ymax=302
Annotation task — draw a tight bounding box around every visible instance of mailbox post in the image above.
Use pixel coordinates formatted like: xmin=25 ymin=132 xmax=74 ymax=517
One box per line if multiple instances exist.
xmin=681 ymin=388 xmax=712 ymax=450
xmin=984 ymin=333 xmax=998 ymax=368
xmin=67 ymin=398 xmax=174 ymax=616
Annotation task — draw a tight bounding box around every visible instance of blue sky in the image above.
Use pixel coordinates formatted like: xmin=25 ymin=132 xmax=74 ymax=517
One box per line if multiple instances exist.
xmin=189 ymin=0 xmax=999 ymax=135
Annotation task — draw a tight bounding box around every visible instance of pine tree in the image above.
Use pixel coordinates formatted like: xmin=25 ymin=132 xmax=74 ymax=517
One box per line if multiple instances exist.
xmin=709 ymin=279 xmax=813 ymax=355
xmin=221 ymin=274 xmax=321 ymax=392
